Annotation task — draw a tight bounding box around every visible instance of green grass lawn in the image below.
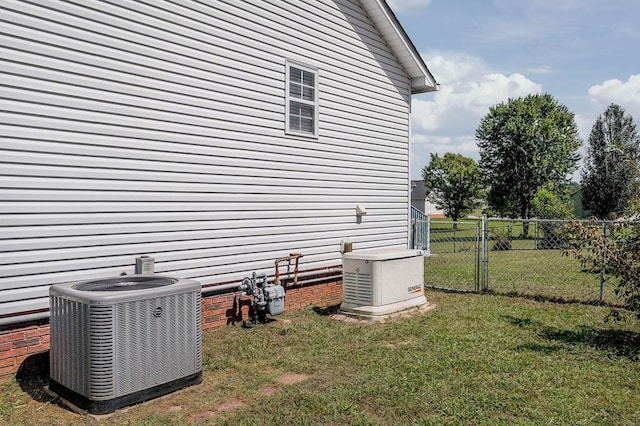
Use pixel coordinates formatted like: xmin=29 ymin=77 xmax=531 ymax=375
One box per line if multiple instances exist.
xmin=1 ymin=291 xmax=638 ymax=425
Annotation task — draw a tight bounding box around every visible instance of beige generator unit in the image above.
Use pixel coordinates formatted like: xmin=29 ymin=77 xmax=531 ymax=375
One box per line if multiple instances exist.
xmin=49 ymin=275 xmax=202 ymax=414
xmin=341 ymin=248 xmax=427 ymax=320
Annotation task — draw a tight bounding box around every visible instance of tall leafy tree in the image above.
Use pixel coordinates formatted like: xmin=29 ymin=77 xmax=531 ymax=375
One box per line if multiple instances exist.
xmin=422 ymin=152 xmax=485 ymax=224
xmin=581 ymin=104 xmax=640 ymax=218
xmin=476 ymin=93 xmax=581 ymax=237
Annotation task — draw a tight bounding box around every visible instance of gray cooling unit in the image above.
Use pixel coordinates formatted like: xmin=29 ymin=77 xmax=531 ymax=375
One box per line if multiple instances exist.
xmin=49 ymin=275 xmax=202 ymax=414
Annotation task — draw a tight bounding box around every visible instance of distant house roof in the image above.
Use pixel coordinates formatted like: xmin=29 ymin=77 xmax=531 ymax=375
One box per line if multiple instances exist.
xmin=411 ymin=180 xmax=427 ymax=200
xmin=361 ymin=0 xmax=438 ymax=94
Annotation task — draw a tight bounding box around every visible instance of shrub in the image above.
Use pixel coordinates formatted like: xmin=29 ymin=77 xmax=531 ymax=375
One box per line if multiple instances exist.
xmin=561 ymin=216 xmax=640 ymax=319
xmin=491 ymin=228 xmax=512 ymax=251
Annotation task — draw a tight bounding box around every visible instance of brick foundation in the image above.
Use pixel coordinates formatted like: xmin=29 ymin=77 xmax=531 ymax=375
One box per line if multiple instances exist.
xmin=0 ymin=320 xmax=50 ymax=377
xmin=0 ymin=278 xmax=342 ymax=379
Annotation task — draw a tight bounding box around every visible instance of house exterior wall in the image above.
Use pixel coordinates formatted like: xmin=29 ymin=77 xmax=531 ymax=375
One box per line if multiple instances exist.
xmin=0 ymin=1 xmax=413 ymax=323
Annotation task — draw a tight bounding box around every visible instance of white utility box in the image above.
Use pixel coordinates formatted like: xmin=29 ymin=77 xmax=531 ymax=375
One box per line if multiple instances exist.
xmin=340 ymin=248 xmax=427 ymax=320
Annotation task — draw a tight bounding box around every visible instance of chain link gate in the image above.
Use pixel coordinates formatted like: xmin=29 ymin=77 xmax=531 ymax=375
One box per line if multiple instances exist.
xmin=423 ymin=219 xmax=481 ymax=292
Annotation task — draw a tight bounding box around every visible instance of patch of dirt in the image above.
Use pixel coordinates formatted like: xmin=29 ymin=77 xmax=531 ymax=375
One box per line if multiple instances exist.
xmin=277 ymin=373 xmax=309 ymax=385
xmin=256 ymin=372 xmax=309 ymax=397
xmin=189 ymin=398 xmax=246 ymax=423
xmin=190 ymin=411 xmax=218 ymax=422
xmin=216 ymin=398 xmax=246 ymax=412
xmin=259 ymin=386 xmax=278 ymax=396
xmin=330 ymin=313 xmax=365 ymax=323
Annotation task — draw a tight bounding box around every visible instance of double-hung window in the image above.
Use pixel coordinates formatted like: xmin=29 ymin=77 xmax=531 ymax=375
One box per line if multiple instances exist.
xmin=286 ymin=62 xmax=318 ymax=137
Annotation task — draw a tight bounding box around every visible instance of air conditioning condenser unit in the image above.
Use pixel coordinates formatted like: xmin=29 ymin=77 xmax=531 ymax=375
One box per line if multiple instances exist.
xmin=49 ymin=275 xmax=202 ymax=414
xmin=341 ymin=248 xmax=427 ymax=320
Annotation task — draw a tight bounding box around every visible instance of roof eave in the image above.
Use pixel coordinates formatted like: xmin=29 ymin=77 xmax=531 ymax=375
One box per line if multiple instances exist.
xmin=411 ymin=77 xmax=438 ymax=94
xmin=360 ymin=0 xmax=438 ymax=94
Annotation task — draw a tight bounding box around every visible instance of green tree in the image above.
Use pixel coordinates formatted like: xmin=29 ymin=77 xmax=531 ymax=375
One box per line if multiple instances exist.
xmin=532 ymin=186 xmax=574 ymax=249
xmin=422 ymin=152 xmax=485 ymax=224
xmin=581 ymin=104 xmax=640 ymax=219
xmin=531 ymin=186 xmax=574 ymax=219
xmin=476 ymin=93 xmax=581 ymax=237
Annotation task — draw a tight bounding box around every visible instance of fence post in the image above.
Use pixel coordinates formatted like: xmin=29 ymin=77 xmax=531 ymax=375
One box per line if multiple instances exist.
xmin=410 ymin=218 xmax=415 ymax=250
xmin=453 ymin=223 xmax=456 ymax=253
xmin=475 ymin=221 xmax=480 ymax=292
xmin=481 ymin=214 xmax=489 ymax=291
xmin=425 ymin=216 xmax=431 ymax=256
xmin=600 ymin=221 xmax=606 ymax=303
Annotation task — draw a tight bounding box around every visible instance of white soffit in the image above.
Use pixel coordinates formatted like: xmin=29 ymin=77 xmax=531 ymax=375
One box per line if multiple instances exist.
xmin=360 ymin=0 xmax=438 ymax=94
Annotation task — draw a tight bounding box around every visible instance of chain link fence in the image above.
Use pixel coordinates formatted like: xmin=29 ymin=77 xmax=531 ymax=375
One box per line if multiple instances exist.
xmin=484 ymin=218 xmax=614 ymax=304
xmin=419 ymin=216 xmax=633 ymax=306
xmin=423 ymin=220 xmax=480 ymax=292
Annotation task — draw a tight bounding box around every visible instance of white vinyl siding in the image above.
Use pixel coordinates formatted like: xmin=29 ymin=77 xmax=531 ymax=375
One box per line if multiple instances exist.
xmin=0 ymin=0 xmax=413 ymax=320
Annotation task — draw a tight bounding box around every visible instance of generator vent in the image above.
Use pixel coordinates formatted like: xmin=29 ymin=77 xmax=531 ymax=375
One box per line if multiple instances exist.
xmin=342 ymin=271 xmax=372 ymax=305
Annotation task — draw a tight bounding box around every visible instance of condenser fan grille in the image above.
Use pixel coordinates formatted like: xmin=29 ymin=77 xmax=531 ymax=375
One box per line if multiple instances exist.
xmin=73 ymin=276 xmax=177 ymax=292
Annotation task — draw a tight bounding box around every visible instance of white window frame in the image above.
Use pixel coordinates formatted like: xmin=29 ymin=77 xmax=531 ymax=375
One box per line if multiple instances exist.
xmin=285 ymin=61 xmax=318 ymax=138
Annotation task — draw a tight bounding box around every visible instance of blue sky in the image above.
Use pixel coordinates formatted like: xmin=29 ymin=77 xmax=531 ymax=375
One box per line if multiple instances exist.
xmin=387 ymin=0 xmax=640 ymax=180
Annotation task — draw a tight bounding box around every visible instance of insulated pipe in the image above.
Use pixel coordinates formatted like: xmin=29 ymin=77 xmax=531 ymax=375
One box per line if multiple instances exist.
xmin=200 ymin=267 xmax=342 ymax=296
xmin=0 ymin=311 xmax=49 ymax=327
xmin=278 ymin=267 xmax=342 ymax=283
xmin=200 ymin=281 xmax=244 ymax=295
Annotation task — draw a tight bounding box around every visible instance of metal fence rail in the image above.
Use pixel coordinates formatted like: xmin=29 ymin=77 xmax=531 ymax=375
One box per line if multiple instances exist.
xmin=417 ymin=216 xmax=635 ymax=306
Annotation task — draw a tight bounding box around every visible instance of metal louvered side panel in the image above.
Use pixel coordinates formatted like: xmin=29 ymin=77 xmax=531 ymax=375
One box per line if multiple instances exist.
xmin=343 ymin=271 xmax=372 ymax=305
xmin=114 ymin=291 xmax=199 ymax=397
xmin=194 ymin=291 xmax=202 ymax=370
xmin=88 ymin=305 xmax=115 ymax=399
xmin=50 ymin=295 xmax=90 ymax=396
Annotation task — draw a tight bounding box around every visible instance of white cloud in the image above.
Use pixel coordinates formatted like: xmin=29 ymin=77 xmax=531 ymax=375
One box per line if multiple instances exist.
xmin=386 ymin=0 xmax=431 ymax=14
xmin=587 ymin=75 xmax=640 ymax=118
xmin=426 ymin=51 xmax=487 ymax=85
xmin=411 ymin=74 xmax=542 ymax=134
xmin=412 ymin=52 xmax=541 ymax=133
xmin=409 ymin=51 xmax=543 ymax=178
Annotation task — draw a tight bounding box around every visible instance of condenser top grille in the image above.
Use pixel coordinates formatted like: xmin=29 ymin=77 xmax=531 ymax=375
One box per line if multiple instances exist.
xmin=73 ymin=276 xmax=177 ymax=292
